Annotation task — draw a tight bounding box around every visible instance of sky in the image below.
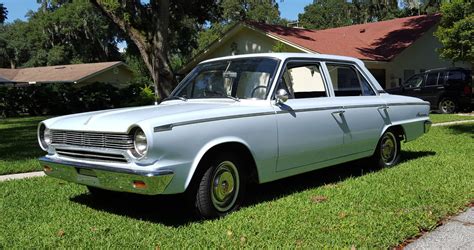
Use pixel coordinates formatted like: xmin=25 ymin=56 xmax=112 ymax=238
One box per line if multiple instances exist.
xmin=1 ymin=0 xmax=313 ymax=23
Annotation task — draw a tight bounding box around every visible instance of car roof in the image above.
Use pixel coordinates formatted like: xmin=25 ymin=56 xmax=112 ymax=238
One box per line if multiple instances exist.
xmin=425 ymin=67 xmax=470 ymax=73
xmin=200 ymin=53 xmax=365 ymax=65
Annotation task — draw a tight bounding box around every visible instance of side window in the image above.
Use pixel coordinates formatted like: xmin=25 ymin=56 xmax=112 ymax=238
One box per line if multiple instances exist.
xmin=425 ymin=72 xmax=438 ymax=86
xmin=281 ymin=62 xmax=327 ymax=99
xmin=446 ymin=71 xmax=465 ymax=85
xmin=404 ymin=75 xmax=423 ymax=88
xmin=326 ymin=63 xmax=375 ymax=96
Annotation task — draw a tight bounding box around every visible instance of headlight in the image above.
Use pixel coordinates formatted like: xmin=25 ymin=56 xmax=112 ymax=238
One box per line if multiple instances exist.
xmin=38 ymin=124 xmax=51 ymax=151
xmin=132 ymin=128 xmax=148 ymax=158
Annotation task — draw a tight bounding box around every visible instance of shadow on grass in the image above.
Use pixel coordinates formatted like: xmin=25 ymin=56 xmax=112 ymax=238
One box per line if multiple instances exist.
xmin=70 ymin=150 xmax=436 ymax=227
xmin=0 ymin=124 xmax=44 ymax=161
xmin=445 ymin=124 xmax=474 ymax=138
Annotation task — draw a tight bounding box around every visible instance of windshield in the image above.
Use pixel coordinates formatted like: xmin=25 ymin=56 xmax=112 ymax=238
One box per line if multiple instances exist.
xmin=173 ymin=57 xmax=279 ymax=100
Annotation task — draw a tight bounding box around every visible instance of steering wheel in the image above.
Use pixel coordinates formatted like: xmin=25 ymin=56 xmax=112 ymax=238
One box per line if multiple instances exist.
xmin=250 ymin=85 xmax=267 ymax=98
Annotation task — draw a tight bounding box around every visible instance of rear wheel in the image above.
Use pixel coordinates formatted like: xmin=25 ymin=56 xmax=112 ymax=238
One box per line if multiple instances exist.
xmin=438 ymin=98 xmax=456 ymax=114
xmin=372 ymin=130 xmax=401 ymax=168
xmin=191 ymin=152 xmax=247 ymax=219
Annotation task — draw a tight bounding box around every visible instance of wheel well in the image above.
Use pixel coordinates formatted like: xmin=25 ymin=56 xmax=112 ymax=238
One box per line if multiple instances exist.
xmin=190 ymin=142 xmax=259 ymax=187
xmin=387 ymin=125 xmax=406 ymax=142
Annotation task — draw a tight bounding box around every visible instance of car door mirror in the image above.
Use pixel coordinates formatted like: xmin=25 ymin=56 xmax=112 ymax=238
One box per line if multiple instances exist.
xmin=276 ymin=89 xmax=289 ymax=103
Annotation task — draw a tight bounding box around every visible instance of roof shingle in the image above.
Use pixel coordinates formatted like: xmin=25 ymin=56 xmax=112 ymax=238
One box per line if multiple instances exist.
xmin=248 ymin=14 xmax=441 ymax=61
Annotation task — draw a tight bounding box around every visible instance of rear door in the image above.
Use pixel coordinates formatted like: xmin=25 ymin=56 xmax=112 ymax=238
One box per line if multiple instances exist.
xmin=325 ymin=62 xmax=388 ymax=156
xmin=421 ymin=71 xmax=445 ymax=105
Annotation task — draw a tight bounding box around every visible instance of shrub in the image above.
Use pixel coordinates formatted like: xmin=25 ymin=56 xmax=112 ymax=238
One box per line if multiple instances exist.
xmin=0 ymin=82 xmax=155 ymax=117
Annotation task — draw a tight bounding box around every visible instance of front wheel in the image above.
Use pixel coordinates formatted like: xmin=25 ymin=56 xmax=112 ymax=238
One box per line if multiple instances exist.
xmin=192 ymin=153 xmax=247 ymax=219
xmin=438 ymin=98 xmax=456 ymax=114
xmin=372 ymin=130 xmax=401 ymax=168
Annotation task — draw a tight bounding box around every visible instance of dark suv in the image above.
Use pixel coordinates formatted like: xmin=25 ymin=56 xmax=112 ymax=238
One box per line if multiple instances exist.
xmin=387 ymin=68 xmax=472 ymax=113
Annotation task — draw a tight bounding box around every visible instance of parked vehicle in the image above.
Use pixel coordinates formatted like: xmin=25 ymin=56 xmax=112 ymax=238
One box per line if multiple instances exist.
xmin=38 ymin=53 xmax=431 ymax=218
xmin=386 ymin=67 xmax=472 ymax=114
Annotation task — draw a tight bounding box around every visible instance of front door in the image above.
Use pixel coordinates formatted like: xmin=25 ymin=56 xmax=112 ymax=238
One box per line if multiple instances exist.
xmin=274 ymin=60 xmax=345 ymax=172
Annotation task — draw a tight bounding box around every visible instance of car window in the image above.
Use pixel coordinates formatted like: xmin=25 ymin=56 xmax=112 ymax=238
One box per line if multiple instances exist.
xmin=403 ymin=75 xmax=424 ymax=88
xmin=326 ymin=63 xmax=375 ymax=96
xmin=279 ymin=62 xmax=327 ymax=99
xmin=175 ymin=58 xmax=278 ymax=100
xmin=447 ymin=71 xmax=466 ymax=85
xmin=425 ymin=72 xmax=439 ymax=86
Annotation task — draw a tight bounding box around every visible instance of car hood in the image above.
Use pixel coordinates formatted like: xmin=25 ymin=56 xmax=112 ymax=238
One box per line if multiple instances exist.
xmin=42 ymin=100 xmax=270 ymax=133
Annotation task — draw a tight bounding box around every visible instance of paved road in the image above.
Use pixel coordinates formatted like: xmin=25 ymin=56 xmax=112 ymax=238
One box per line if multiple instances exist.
xmin=406 ymin=207 xmax=474 ymax=249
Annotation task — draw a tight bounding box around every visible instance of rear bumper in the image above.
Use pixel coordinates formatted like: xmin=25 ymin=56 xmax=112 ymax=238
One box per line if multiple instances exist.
xmin=39 ymin=157 xmax=174 ymax=195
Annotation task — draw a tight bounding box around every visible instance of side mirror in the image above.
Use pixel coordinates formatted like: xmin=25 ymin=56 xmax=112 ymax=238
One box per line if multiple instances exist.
xmin=276 ymin=89 xmax=289 ymax=103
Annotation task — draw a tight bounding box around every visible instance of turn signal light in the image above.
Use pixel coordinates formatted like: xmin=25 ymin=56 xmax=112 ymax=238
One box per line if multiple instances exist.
xmin=133 ymin=180 xmax=147 ymax=189
xmin=43 ymin=165 xmax=52 ymax=172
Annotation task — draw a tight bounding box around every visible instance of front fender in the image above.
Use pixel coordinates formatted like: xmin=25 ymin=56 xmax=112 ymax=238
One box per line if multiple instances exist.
xmin=184 ymin=136 xmax=254 ymax=190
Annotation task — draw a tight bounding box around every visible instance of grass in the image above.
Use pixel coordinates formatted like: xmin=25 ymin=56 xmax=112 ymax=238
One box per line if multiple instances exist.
xmin=0 ymin=116 xmax=50 ymax=175
xmin=0 ymin=123 xmax=473 ymax=248
xmin=430 ymin=113 xmax=474 ymax=124
xmin=0 ymin=114 xmax=471 ymax=175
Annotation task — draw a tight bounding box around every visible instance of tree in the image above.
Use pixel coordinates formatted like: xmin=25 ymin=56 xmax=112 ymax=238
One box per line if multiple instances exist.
xmin=0 ymin=1 xmax=122 ymax=68
xmin=435 ymin=0 xmax=474 ymax=64
xmin=0 ymin=3 xmax=6 ymax=23
xmin=221 ymin=0 xmax=281 ymax=24
xmin=91 ymin=0 xmax=220 ymax=100
xmin=299 ymin=0 xmax=352 ymax=29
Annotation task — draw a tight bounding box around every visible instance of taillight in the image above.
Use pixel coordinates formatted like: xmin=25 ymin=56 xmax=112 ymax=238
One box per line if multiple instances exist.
xmin=464 ymin=85 xmax=472 ymax=95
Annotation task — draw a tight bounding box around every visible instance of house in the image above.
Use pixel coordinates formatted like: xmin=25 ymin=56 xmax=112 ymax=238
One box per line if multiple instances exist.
xmin=180 ymin=14 xmax=471 ymax=89
xmin=0 ymin=61 xmax=133 ymax=88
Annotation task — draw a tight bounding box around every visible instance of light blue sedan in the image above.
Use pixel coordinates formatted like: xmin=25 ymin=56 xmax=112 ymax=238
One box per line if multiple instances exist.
xmin=38 ymin=53 xmax=431 ymax=218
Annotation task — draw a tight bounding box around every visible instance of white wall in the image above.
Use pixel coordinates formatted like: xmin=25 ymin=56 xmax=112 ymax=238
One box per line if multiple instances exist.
xmin=365 ymin=25 xmax=471 ymax=88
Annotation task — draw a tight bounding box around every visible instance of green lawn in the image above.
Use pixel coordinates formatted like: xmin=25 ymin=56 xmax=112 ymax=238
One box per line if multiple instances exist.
xmin=0 ymin=116 xmax=50 ymax=175
xmin=0 ymin=114 xmax=472 ymax=176
xmin=430 ymin=113 xmax=474 ymax=124
xmin=0 ymin=124 xmax=472 ymax=248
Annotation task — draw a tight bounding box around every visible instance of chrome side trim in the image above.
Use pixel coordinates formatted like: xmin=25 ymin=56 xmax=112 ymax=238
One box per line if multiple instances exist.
xmin=276 ymin=105 xmax=343 ymax=114
xmin=154 ymin=111 xmax=276 ymax=132
xmin=388 ymin=102 xmax=430 ymax=106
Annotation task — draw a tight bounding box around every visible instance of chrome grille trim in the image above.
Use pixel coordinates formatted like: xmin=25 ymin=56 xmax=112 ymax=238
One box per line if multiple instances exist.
xmin=51 ymin=130 xmax=133 ymax=150
xmin=56 ymin=148 xmax=128 ymax=163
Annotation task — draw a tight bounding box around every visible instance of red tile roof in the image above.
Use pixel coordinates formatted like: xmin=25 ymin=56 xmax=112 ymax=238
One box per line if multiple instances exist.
xmin=0 ymin=61 xmax=125 ymax=83
xmin=248 ymin=14 xmax=441 ymax=61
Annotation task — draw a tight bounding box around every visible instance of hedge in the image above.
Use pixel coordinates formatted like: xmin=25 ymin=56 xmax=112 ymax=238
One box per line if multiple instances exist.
xmin=0 ymin=82 xmax=155 ymax=117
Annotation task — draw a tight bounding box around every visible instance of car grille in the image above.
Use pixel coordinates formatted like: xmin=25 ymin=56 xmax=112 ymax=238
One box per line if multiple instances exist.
xmin=56 ymin=148 xmax=128 ymax=163
xmin=51 ymin=130 xmax=134 ymax=150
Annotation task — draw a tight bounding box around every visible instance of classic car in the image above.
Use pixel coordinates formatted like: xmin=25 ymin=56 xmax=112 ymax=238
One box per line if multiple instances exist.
xmin=38 ymin=53 xmax=432 ymax=218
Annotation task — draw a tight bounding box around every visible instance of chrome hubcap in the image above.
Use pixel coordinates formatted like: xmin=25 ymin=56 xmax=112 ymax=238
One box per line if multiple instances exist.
xmin=441 ymin=100 xmax=455 ymax=113
xmin=381 ymin=132 xmax=397 ymax=165
xmin=211 ymin=161 xmax=239 ymax=212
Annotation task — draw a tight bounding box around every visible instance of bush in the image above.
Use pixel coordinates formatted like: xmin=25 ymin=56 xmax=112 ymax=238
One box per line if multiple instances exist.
xmin=0 ymin=82 xmax=155 ymax=117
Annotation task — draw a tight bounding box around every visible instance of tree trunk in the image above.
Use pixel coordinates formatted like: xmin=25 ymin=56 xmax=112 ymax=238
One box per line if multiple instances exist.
xmin=91 ymin=0 xmax=177 ymax=101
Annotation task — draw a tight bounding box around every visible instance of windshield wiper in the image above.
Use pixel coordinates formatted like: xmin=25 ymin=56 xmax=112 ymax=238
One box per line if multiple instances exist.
xmin=161 ymin=95 xmax=187 ymax=102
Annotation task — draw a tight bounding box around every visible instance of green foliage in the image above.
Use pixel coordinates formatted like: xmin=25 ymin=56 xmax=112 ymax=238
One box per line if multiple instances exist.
xmin=0 ymin=82 xmax=154 ymax=118
xmin=221 ymin=0 xmax=281 ymax=24
xmin=0 ymin=1 xmax=121 ymax=68
xmin=0 ymin=3 xmax=7 ymax=23
xmin=435 ymin=0 xmax=474 ymax=63
xmin=272 ymin=41 xmax=286 ymax=52
xmin=299 ymin=0 xmax=353 ymax=30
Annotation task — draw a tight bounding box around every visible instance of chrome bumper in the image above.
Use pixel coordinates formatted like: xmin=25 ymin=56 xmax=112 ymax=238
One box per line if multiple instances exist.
xmin=39 ymin=157 xmax=174 ymax=195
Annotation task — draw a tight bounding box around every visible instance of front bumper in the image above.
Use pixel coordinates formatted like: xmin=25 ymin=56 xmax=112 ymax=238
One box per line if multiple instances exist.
xmin=39 ymin=157 xmax=174 ymax=195
xmin=424 ymin=120 xmax=432 ymax=133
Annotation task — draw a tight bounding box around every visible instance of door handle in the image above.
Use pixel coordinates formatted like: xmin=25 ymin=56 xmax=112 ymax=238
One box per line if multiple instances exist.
xmin=413 ymin=88 xmax=421 ymax=91
xmin=378 ymin=106 xmax=389 ymax=110
xmin=437 ymin=86 xmax=444 ymax=90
